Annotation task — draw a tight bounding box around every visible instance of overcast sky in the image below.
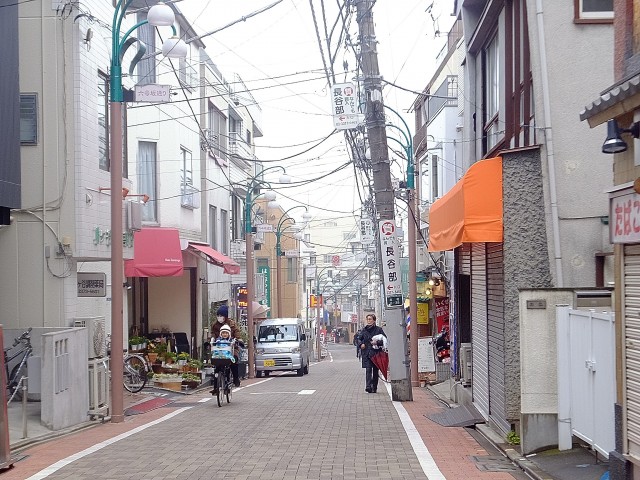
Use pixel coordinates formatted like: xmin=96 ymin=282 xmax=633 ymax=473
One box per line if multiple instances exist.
xmin=180 ymin=0 xmax=455 ymax=223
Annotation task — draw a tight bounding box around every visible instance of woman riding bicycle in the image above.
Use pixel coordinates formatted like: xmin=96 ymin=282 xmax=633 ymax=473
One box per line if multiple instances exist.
xmin=210 ymin=325 xmax=243 ymax=395
xmin=211 ymin=305 xmax=243 ymax=387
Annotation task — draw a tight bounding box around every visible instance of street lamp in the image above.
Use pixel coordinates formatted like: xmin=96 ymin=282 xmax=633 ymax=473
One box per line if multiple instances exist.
xmin=109 ymin=0 xmax=187 ymax=423
xmin=383 ymin=105 xmax=418 ymax=387
xmin=274 ymin=206 xmax=311 ymax=317
xmin=314 ymin=270 xmax=335 ymax=361
xmin=244 ymin=166 xmax=290 ymax=378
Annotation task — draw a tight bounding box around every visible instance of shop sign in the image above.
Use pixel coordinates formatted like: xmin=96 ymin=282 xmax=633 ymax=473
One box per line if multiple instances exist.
xmin=256 ymin=224 xmax=273 ymax=233
xmin=134 ymin=84 xmax=171 ymax=103
xmin=310 ymin=294 xmax=323 ymax=308
xmin=77 ymin=272 xmax=106 ymax=297
xmin=416 ymin=301 xmax=429 ymax=325
xmin=257 ymin=266 xmax=270 ymax=308
xmin=418 ymin=337 xmax=435 ymax=373
xmin=237 ymin=286 xmax=247 ymax=308
xmin=434 ymin=297 xmax=449 ymax=332
xmin=379 ymin=220 xmax=403 ymax=308
xmin=610 ymin=190 xmax=640 ymax=243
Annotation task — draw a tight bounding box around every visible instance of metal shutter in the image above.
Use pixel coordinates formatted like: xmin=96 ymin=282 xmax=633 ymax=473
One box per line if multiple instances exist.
xmin=459 ymin=243 xmax=471 ymax=275
xmin=472 ymin=242 xmax=490 ymax=419
xmin=624 ymin=245 xmax=640 ymax=459
xmin=487 ymin=242 xmax=509 ymax=431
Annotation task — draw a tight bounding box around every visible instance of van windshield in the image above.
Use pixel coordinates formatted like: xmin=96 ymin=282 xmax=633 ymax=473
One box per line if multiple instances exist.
xmin=258 ymin=325 xmax=298 ymax=342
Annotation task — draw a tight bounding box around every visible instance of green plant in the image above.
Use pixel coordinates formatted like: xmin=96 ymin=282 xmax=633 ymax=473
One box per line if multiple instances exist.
xmin=177 ymin=352 xmax=190 ymax=361
xmin=129 ymin=336 xmax=144 ymax=346
xmin=506 ymin=430 xmax=520 ymax=445
xmin=181 ymin=373 xmax=200 ymax=382
xmin=187 ymin=359 xmax=203 ymax=369
xmin=164 ymin=351 xmax=177 ymax=362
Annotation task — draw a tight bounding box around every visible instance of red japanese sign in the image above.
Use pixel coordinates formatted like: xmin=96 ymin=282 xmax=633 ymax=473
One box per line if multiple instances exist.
xmin=434 ymin=297 xmax=449 ymax=333
xmin=611 ymin=191 xmax=640 ymax=243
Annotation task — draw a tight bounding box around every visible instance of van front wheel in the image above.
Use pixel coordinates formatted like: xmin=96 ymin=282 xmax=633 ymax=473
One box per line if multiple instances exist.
xmin=256 ymin=370 xmax=263 ymax=378
xmin=296 ymin=367 xmax=304 ymax=376
xmin=303 ymin=362 xmax=309 ymax=375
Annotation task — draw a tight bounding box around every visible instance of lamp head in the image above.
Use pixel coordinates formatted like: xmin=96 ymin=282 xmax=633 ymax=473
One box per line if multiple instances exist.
xmin=267 ymin=200 xmax=280 ymax=209
xmin=162 ymin=36 xmax=188 ymax=59
xmin=602 ymin=119 xmax=640 ymax=154
xmin=263 ymin=191 xmax=276 ymax=201
xmin=302 ymin=212 xmax=312 ymax=222
xmin=147 ymin=3 xmax=175 ymax=27
xmin=278 ymin=174 xmax=292 ymax=184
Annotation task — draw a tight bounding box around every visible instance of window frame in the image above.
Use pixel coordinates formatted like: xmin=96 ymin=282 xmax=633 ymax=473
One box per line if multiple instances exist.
xmin=138 ymin=141 xmax=158 ymax=223
xmin=287 ymin=257 xmax=298 ymax=283
xmin=482 ymin=33 xmax=501 ymax=154
xmin=574 ymin=0 xmax=613 ymax=23
xmin=220 ymin=209 xmax=229 ymax=255
xmin=20 ymin=93 xmax=38 ymax=145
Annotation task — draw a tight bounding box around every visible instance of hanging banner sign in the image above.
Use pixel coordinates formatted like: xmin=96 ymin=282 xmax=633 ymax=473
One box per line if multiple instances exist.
xmin=331 ymin=82 xmax=360 ymax=130
xmin=256 ymin=224 xmax=273 ymax=233
xmin=434 ymin=297 xmax=449 ymax=332
xmin=379 ymin=220 xmax=403 ymax=308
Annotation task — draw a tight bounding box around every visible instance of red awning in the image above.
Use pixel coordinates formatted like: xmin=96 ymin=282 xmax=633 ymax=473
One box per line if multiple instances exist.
xmin=124 ymin=228 xmax=184 ymax=277
xmin=188 ymin=242 xmax=241 ymax=275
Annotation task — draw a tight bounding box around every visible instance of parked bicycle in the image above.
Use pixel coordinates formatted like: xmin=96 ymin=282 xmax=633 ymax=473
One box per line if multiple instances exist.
xmin=4 ymin=327 xmax=33 ymax=403
xmin=123 ymin=352 xmax=150 ymax=393
xmin=105 ymin=334 xmax=151 ymax=394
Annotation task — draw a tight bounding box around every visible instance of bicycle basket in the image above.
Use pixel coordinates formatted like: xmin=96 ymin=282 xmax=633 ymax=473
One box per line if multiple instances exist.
xmin=211 ymin=343 xmax=234 ymax=361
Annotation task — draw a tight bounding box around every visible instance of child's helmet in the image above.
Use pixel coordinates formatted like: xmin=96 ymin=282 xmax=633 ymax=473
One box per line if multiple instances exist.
xmin=220 ymin=325 xmax=232 ymax=336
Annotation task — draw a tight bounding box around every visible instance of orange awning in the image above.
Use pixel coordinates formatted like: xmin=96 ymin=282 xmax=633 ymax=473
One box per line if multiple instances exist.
xmin=428 ymin=157 xmax=503 ymax=251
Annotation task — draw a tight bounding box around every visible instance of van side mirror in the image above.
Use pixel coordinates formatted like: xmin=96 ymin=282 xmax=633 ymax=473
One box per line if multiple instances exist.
xmin=301 ymin=333 xmax=306 ymax=341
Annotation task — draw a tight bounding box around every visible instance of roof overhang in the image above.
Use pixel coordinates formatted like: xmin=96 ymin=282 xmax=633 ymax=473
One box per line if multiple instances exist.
xmin=580 ymin=72 xmax=640 ymax=127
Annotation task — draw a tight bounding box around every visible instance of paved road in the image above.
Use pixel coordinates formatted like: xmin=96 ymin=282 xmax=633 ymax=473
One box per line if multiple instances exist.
xmin=6 ymin=344 xmax=526 ymax=479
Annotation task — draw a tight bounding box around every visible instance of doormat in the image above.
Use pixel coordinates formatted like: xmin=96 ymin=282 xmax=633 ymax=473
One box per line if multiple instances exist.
xmin=125 ymin=397 xmax=174 ymax=416
xmin=425 ymin=404 xmax=485 ymax=427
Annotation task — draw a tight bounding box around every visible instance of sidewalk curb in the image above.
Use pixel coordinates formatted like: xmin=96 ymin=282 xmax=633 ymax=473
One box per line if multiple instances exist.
xmin=425 ymin=384 xmax=555 ymax=480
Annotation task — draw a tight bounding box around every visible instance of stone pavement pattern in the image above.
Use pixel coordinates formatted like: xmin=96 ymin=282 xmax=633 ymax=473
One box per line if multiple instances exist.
xmin=3 ymin=344 xmax=525 ymax=479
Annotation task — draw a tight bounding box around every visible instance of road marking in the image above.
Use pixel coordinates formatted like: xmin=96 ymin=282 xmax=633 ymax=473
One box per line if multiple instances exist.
xmin=25 ymin=407 xmax=193 ymax=480
xmin=198 ymin=397 xmax=211 ymax=403
xmin=298 ymin=390 xmax=315 ymax=395
xmin=249 ymin=391 xmax=299 ymax=395
xmin=384 ymin=383 xmax=446 ymax=480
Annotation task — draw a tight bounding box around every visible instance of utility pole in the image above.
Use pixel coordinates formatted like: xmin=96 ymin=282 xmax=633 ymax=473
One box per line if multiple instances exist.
xmin=356 ymin=0 xmax=412 ymax=401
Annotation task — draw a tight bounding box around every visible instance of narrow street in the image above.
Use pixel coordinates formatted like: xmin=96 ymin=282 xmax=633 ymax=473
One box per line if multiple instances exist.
xmin=3 ymin=344 xmax=528 ymax=480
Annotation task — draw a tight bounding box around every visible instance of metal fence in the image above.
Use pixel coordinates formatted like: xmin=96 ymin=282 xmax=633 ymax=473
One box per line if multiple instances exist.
xmin=557 ymin=306 xmax=615 ymax=458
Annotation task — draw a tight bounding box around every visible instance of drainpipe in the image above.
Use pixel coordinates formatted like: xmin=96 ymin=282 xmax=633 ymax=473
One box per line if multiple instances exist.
xmin=535 ymin=0 xmax=564 ymax=287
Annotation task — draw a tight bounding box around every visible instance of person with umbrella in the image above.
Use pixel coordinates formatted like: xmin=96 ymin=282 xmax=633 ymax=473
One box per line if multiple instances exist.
xmin=359 ymin=313 xmax=386 ymax=393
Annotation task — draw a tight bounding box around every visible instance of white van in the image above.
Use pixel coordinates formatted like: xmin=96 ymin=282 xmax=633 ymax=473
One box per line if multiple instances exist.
xmin=255 ymin=318 xmax=310 ymax=377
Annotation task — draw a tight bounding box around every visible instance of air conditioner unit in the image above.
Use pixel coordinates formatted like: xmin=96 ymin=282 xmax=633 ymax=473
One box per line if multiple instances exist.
xmin=460 ymin=343 xmax=472 ymax=386
xmin=126 ymin=201 xmax=142 ymax=231
xmin=180 ymin=185 xmax=201 ymax=209
xmin=88 ymin=358 xmax=109 ymax=417
xmin=74 ymin=316 xmax=106 ymax=359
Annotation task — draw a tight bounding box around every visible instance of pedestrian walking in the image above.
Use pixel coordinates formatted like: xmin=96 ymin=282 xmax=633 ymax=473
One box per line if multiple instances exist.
xmin=353 ymin=329 xmax=362 ymax=359
xmin=359 ymin=313 xmax=386 ymax=393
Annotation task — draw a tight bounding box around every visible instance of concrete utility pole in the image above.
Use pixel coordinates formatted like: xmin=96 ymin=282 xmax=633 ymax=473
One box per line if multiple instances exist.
xmin=355 ymin=0 xmax=412 ymax=401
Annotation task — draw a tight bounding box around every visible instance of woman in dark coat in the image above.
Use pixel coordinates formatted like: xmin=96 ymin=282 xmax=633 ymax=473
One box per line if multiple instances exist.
xmin=359 ymin=313 xmax=386 ymax=393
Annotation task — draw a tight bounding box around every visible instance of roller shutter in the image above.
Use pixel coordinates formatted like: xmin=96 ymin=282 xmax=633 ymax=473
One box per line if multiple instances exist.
xmin=624 ymin=245 xmax=640 ymax=460
xmin=472 ymin=242 xmax=489 ymax=419
xmin=487 ymin=242 xmax=508 ymax=431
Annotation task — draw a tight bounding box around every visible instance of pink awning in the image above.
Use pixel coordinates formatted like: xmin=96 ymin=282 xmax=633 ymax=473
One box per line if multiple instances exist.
xmin=188 ymin=242 xmax=241 ymax=275
xmin=124 ymin=228 xmax=184 ymax=277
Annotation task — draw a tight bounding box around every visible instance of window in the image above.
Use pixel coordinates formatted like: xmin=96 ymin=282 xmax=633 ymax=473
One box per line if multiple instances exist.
xmin=98 ymin=72 xmax=109 ymax=171
xmin=138 ymin=142 xmax=157 ymax=222
xmin=20 ymin=94 xmax=37 ymax=145
xmin=287 ymin=257 xmax=298 ymax=282
xmin=136 ymin=13 xmax=156 ymax=85
xmin=575 ymin=0 xmax=613 ymax=21
xmin=231 ymin=195 xmax=244 ymax=241
xmin=207 ymin=103 xmax=228 ymax=163
xmin=98 ymin=71 xmax=128 ymax=176
xmin=209 ymin=205 xmax=218 ymax=250
xmin=323 ymin=255 xmax=333 ymax=264
xmin=310 ymin=254 xmax=316 ymax=265
xmin=432 ymin=154 xmax=439 ymax=200
xmin=483 ymin=34 xmax=500 ymax=152
xmin=178 ymin=26 xmax=197 ymax=89
xmin=221 ymin=209 xmax=229 ymax=254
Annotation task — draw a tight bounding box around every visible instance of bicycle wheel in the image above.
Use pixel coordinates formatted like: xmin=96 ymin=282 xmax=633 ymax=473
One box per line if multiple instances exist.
xmin=225 ymin=368 xmax=232 ymax=404
xmin=123 ymin=355 xmax=147 ymax=393
xmin=216 ymin=372 xmax=223 ymax=407
xmin=9 ymin=363 xmax=27 ymax=402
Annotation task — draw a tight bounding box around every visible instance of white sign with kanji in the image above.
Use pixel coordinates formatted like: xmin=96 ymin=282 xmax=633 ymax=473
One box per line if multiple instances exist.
xmin=360 ymin=218 xmax=374 ymax=244
xmin=378 ymin=220 xmax=403 ymax=308
xmin=331 ymin=82 xmax=360 ymax=130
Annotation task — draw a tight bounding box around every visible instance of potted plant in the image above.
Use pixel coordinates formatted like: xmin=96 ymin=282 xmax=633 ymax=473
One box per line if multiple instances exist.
xmin=146 ymin=342 xmax=159 ymax=363
xmin=164 ymin=351 xmax=177 ymax=364
xmin=129 ymin=336 xmax=144 ymax=351
xmin=187 ymin=359 xmax=202 ymax=372
xmin=176 ymin=352 xmax=190 ymax=367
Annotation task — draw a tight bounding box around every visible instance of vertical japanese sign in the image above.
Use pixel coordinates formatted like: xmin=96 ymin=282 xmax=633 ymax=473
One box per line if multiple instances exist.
xmin=434 ymin=297 xmax=449 ymax=332
xmin=331 ymin=82 xmax=360 ymax=130
xmin=258 ymin=265 xmax=271 ymax=315
xmin=359 ymin=218 xmax=374 ymax=244
xmin=378 ymin=220 xmax=403 ymax=308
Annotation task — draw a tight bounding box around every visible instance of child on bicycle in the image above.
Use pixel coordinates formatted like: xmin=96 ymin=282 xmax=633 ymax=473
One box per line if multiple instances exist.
xmin=210 ymin=325 xmax=243 ymax=394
